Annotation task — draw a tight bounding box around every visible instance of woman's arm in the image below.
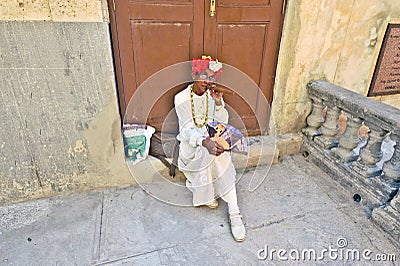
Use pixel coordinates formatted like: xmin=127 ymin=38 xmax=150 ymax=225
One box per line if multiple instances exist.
xmin=174 ymin=93 xmax=205 ymax=147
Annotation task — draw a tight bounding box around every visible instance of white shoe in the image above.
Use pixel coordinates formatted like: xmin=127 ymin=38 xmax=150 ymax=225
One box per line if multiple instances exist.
xmin=229 ymin=213 xmax=246 ymax=242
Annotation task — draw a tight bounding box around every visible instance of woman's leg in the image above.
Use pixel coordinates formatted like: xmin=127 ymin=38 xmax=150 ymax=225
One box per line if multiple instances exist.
xmin=220 ymin=187 xmax=240 ymax=215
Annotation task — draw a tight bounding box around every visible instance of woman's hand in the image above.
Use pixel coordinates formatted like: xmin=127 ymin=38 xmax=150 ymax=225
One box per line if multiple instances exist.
xmin=202 ymin=138 xmax=224 ymax=156
xmin=209 ymin=84 xmax=223 ymax=105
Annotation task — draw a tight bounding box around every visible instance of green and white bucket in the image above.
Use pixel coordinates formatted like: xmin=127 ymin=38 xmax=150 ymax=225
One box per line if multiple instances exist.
xmin=123 ymin=124 xmax=155 ymax=164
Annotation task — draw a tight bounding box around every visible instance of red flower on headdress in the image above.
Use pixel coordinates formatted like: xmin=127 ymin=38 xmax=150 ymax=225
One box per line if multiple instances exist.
xmin=191 ymin=58 xmax=209 ymax=76
xmin=191 ymin=55 xmax=223 ymax=78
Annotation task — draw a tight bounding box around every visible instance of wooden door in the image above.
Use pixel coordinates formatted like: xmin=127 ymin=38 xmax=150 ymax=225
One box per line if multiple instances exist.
xmin=109 ymin=0 xmax=285 ymax=134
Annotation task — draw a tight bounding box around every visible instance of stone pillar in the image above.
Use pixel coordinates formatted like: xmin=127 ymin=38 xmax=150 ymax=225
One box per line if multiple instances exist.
xmin=302 ymin=96 xmax=324 ymax=138
xmin=331 ymin=113 xmax=362 ymax=163
xmin=314 ymin=102 xmax=340 ymax=149
xmin=352 ymin=124 xmax=387 ymax=177
xmin=382 ymin=132 xmax=400 ymax=185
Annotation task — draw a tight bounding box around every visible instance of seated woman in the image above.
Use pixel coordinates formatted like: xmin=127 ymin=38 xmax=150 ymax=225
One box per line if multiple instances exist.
xmin=174 ymin=56 xmax=246 ymax=242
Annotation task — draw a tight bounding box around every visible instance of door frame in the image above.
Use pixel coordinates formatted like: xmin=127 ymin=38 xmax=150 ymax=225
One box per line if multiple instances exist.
xmin=108 ymin=0 xmax=128 ymax=117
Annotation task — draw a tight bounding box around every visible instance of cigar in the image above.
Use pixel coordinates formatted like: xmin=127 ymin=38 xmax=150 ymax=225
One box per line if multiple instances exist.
xmin=209 ymin=85 xmax=235 ymax=95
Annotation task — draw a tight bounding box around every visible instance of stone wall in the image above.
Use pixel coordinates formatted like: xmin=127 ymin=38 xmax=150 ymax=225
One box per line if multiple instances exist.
xmin=0 ymin=0 xmax=108 ymax=22
xmin=272 ymin=0 xmax=400 ymax=135
xmin=0 ymin=20 xmax=133 ymax=205
xmin=0 ymin=1 xmax=134 ymax=205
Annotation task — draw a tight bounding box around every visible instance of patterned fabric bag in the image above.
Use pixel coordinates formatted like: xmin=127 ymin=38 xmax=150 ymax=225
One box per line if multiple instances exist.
xmin=206 ymin=121 xmax=248 ymax=154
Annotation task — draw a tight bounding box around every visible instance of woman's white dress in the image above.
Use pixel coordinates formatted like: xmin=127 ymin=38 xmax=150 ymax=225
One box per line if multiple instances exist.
xmin=174 ymin=84 xmax=236 ymax=206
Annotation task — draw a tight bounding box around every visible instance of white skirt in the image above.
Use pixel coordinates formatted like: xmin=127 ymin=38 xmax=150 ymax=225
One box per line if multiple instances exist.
xmin=178 ymin=143 xmax=236 ymax=206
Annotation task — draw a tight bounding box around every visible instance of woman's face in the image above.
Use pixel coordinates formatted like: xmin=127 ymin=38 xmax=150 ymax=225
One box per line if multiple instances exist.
xmin=193 ymin=69 xmax=216 ymax=96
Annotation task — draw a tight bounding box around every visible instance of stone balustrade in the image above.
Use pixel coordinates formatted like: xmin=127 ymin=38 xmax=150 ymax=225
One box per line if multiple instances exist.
xmin=301 ymin=80 xmax=400 ymax=242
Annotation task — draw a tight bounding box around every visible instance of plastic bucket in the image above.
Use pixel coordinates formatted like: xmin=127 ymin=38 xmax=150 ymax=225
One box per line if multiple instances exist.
xmin=123 ymin=124 xmax=155 ymax=164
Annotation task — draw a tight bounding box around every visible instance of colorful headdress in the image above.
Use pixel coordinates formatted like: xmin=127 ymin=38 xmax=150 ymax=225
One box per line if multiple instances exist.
xmin=192 ymin=55 xmax=223 ymax=79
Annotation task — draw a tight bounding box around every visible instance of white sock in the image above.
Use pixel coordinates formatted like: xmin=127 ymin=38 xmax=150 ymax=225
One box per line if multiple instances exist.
xmin=221 ymin=187 xmax=240 ymax=215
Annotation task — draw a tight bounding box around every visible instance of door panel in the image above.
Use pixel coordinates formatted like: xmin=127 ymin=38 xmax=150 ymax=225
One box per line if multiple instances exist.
xmin=131 ymin=22 xmax=192 ymax=85
xmin=217 ymin=24 xmax=267 ymax=84
xmin=216 ymin=24 xmax=268 ymax=132
xmin=219 ymin=0 xmax=271 ymax=6
xmin=113 ymin=0 xmax=204 ymax=131
xmin=129 ymin=2 xmax=193 ymax=21
xmin=131 ymin=22 xmax=192 ymax=133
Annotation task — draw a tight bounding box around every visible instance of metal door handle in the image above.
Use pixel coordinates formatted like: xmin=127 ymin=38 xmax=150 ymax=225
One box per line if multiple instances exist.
xmin=209 ymin=0 xmax=216 ymax=17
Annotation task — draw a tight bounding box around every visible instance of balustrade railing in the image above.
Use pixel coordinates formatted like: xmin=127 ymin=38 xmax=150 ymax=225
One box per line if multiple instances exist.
xmin=302 ymin=80 xmax=400 ymax=215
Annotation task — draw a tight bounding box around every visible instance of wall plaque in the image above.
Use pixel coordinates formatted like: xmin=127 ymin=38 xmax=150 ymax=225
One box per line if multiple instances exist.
xmin=369 ymin=23 xmax=400 ymax=96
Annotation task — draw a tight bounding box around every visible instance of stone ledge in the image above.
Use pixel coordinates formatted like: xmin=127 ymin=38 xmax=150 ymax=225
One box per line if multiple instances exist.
xmin=232 ymin=135 xmax=278 ymax=170
xmin=276 ymin=132 xmax=303 ymax=157
xmin=371 ymin=206 xmax=400 ymax=249
xmin=308 ymin=80 xmax=400 ymax=131
xmin=145 ymin=133 xmax=305 ymax=181
xmin=301 ymin=140 xmax=396 ymax=214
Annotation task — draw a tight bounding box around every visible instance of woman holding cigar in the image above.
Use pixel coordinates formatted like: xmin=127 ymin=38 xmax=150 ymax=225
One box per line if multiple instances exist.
xmin=174 ymin=56 xmax=246 ymax=242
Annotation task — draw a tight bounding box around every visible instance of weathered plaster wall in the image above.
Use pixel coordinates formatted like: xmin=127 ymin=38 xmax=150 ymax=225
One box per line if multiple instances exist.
xmin=0 ymin=21 xmax=132 ymax=205
xmin=272 ymin=0 xmax=400 ymax=134
xmin=0 ymin=0 xmax=108 ymax=22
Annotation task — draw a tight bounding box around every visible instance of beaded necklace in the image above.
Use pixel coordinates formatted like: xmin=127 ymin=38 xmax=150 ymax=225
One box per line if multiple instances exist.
xmin=190 ymin=84 xmax=208 ymax=128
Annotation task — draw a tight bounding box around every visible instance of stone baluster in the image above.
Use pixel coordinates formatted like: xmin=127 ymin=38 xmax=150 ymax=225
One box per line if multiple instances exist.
xmin=314 ymin=101 xmax=340 ymax=149
xmin=351 ymin=123 xmax=387 ymax=177
xmin=302 ymin=95 xmax=324 ymax=138
xmin=382 ymin=132 xmax=400 ymax=185
xmin=331 ymin=113 xmax=362 ymax=163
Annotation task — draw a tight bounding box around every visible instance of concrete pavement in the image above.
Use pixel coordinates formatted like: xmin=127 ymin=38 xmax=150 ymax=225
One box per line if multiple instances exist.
xmin=0 ymin=154 xmax=398 ymax=265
